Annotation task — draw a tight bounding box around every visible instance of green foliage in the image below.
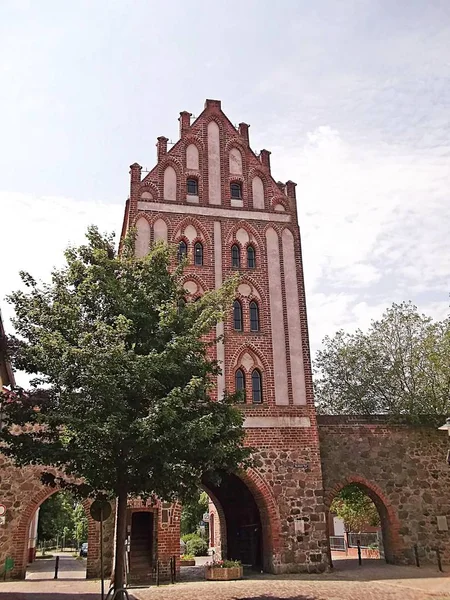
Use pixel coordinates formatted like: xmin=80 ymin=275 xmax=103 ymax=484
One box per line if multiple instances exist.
xmin=37 ymin=492 xmax=75 ymax=542
xmin=330 ymin=484 xmax=380 ymax=532
xmin=185 ymin=534 xmax=208 ymax=556
xmin=73 ymin=502 xmax=88 ymax=545
xmin=208 ymin=559 xmax=241 ymax=568
xmin=181 ymin=533 xmax=198 ymax=543
xmin=180 ymin=554 xmax=194 ymax=561
xmin=1 ymin=228 xmax=250 ymax=588
xmin=181 ymin=490 xmax=209 ymax=536
xmin=314 ymin=302 xmax=450 ymax=422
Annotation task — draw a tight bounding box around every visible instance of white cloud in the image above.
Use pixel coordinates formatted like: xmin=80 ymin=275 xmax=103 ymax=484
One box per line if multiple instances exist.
xmin=0 ymin=191 xmax=123 ymax=325
xmin=270 ymin=126 xmax=450 ymax=354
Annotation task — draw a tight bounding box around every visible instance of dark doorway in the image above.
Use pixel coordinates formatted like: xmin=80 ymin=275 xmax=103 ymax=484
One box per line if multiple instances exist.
xmin=205 ymin=473 xmax=263 ymax=569
xmin=129 ymin=511 xmax=154 ymax=583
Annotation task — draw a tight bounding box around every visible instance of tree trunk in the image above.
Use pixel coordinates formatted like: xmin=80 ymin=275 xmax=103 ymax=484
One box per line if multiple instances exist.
xmin=113 ymin=484 xmax=128 ymax=593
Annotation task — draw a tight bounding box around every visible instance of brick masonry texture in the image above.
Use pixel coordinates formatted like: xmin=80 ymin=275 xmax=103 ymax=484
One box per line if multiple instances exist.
xmin=318 ymin=415 xmax=450 ymax=566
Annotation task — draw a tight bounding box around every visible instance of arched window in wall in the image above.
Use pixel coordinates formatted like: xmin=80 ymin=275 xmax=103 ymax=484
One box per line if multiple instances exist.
xmin=233 ymin=300 xmax=243 ymax=331
xmin=194 ymin=242 xmax=203 ymax=266
xmin=178 ymin=240 xmax=187 ymax=263
xmin=235 ymin=368 xmax=246 ymax=402
xmin=252 ymin=369 xmax=262 ymax=403
xmin=231 ymin=244 xmax=240 ymax=268
xmin=249 ymin=301 xmax=260 ymax=332
xmin=247 ymin=245 xmax=256 ymax=269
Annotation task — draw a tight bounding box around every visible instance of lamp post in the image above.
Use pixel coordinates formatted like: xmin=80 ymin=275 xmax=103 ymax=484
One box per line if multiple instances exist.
xmin=438 ymin=417 xmax=450 ymax=465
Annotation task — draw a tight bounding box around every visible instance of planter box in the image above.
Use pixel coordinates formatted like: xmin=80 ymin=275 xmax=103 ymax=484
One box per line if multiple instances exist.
xmin=205 ymin=566 xmax=243 ymax=580
xmin=180 ymin=559 xmax=196 ymax=566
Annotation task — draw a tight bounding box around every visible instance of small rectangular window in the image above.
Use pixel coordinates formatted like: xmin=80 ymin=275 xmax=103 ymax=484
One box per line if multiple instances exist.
xmin=187 ymin=179 xmax=198 ymax=195
xmin=231 ymin=182 xmax=242 ymax=199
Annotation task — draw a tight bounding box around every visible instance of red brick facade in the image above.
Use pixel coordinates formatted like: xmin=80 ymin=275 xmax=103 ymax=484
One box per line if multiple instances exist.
xmin=119 ymin=99 xmax=329 ymax=575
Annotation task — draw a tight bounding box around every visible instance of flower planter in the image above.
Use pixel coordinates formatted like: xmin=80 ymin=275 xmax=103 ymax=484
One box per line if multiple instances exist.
xmin=205 ymin=566 xmax=243 ymax=580
xmin=180 ymin=559 xmax=196 ymax=566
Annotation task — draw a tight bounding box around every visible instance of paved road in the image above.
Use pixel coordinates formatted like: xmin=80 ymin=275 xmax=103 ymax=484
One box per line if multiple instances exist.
xmin=0 ymin=552 xmax=101 ymax=599
xmin=26 ymin=551 xmax=87 ymax=580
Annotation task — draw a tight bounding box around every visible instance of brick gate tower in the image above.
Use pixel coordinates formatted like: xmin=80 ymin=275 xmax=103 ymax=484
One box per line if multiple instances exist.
xmin=120 ymin=99 xmax=328 ymax=577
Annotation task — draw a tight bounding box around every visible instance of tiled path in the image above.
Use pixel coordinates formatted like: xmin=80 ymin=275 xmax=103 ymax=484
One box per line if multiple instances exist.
xmin=0 ymin=559 xmax=448 ymax=599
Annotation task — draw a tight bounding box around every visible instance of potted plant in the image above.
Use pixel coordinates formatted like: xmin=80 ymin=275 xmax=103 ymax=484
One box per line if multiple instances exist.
xmin=180 ymin=554 xmax=196 ymax=567
xmin=205 ymin=559 xmax=243 ymax=580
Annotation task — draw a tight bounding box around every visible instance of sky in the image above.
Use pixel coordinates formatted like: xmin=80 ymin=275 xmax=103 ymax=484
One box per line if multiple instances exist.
xmin=1 ymin=0 xmax=449 ymax=385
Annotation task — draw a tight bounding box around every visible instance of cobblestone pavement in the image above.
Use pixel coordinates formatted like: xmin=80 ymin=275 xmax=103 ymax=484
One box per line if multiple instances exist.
xmin=132 ymin=563 xmax=450 ymax=600
xmin=0 ymin=562 xmax=448 ymax=600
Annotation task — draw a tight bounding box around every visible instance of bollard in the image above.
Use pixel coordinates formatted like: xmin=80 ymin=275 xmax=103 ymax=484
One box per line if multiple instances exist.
xmin=436 ymin=549 xmax=443 ymax=572
xmin=414 ymin=544 xmax=420 ymax=567
xmin=54 ymin=555 xmax=60 ymax=579
xmin=357 ymin=540 xmax=362 ymax=566
xmin=156 ymin=560 xmax=160 ymax=586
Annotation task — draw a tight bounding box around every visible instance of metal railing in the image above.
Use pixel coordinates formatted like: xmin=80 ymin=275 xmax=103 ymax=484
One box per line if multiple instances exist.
xmin=347 ymin=533 xmax=379 ymax=549
xmin=329 ymin=536 xmax=346 ymax=551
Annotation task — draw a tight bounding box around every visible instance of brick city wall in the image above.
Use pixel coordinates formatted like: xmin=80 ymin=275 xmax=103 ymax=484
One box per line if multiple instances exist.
xmin=318 ymin=416 xmax=450 ymax=566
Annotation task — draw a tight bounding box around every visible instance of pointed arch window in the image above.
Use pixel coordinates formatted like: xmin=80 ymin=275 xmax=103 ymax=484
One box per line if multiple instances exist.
xmin=194 ymin=242 xmax=203 ymax=266
xmin=251 ymin=369 xmax=262 ymax=404
xmin=249 ymin=301 xmax=260 ymax=332
xmin=231 ymin=244 xmax=240 ymax=268
xmin=235 ymin=369 xmax=246 ymax=402
xmin=233 ymin=300 xmax=243 ymax=331
xmin=187 ymin=178 xmax=198 ymax=195
xmin=247 ymin=245 xmax=256 ymax=268
xmin=178 ymin=240 xmax=187 ymax=263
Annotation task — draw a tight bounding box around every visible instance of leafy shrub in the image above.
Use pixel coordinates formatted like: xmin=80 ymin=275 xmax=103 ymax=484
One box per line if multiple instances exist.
xmin=181 ymin=533 xmax=198 ymax=543
xmin=185 ymin=535 xmax=208 ymax=556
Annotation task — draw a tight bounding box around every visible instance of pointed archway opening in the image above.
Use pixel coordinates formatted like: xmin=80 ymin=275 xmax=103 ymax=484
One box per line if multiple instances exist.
xmin=202 ymin=472 xmax=266 ymax=572
xmin=24 ymin=490 xmax=89 ymax=581
xmin=326 ymin=480 xmax=399 ymax=570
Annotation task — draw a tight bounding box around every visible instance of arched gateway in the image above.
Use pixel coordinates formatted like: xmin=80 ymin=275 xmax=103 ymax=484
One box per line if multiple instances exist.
xmin=0 ymin=100 xmax=448 ymax=582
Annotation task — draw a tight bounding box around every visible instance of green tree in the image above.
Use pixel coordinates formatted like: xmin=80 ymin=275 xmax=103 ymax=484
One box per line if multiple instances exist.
xmin=1 ymin=228 xmax=250 ymax=594
xmin=37 ymin=491 xmax=75 ymax=544
xmin=180 ymin=490 xmax=209 ymax=536
xmin=73 ymin=502 xmax=88 ymax=547
xmin=330 ymin=484 xmax=380 ymax=532
xmin=314 ymin=302 xmax=450 ymax=422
